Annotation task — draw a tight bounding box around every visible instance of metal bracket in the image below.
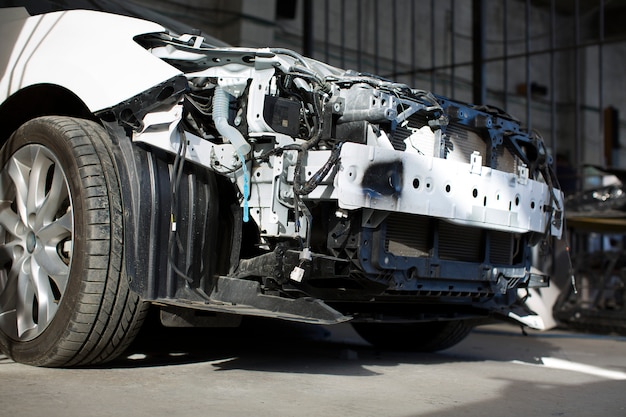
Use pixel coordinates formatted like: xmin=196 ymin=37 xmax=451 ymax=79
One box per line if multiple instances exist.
xmin=470 ymin=151 xmax=483 ymax=175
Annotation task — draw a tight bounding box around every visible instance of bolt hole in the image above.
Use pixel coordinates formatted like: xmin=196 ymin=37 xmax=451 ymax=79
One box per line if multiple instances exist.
xmin=413 ymin=178 xmax=420 ymax=189
xmin=445 ymin=184 xmax=451 ymax=193
xmin=473 ymin=188 xmax=478 ymax=198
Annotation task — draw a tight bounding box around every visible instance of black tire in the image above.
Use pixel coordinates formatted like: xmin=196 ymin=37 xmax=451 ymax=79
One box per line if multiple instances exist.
xmin=0 ymin=116 xmax=148 ymax=367
xmin=352 ymin=320 xmax=473 ymax=352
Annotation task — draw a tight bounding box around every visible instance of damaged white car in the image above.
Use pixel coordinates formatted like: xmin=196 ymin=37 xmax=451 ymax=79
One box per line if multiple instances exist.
xmin=0 ymin=8 xmax=564 ymax=366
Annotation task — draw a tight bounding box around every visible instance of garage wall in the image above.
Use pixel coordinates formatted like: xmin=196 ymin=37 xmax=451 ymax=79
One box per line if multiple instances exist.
xmin=272 ymin=0 xmax=626 ymax=185
xmin=133 ymin=0 xmax=626 ymax=188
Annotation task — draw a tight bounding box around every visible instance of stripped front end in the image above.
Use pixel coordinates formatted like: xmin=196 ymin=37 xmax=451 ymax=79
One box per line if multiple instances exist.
xmin=128 ymin=32 xmax=564 ymax=328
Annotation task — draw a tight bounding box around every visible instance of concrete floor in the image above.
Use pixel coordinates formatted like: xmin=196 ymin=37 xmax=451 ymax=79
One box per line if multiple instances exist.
xmin=1 ymin=317 xmax=625 ymax=417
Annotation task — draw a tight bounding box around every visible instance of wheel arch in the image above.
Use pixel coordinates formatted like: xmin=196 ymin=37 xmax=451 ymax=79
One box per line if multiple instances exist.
xmin=0 ymin=83 xmax=95 ymax=146
xmin=101 ymin=122 xmax=240 ymax=302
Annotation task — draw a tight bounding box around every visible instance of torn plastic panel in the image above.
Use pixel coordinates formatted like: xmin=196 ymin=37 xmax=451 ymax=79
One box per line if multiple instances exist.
xmin=96 ymin=75 xmax=188 ymax=131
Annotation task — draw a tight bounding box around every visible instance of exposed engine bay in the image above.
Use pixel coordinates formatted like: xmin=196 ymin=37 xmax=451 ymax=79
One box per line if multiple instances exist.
xmin=103 ymin=31 xmax=565 ymax=327
xmin=0 ymin=7 xmax=571 ymax=367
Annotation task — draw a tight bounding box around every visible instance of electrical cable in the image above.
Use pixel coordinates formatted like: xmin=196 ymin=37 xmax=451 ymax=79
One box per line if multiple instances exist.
xmin=167 ymin=127 xmax=213 ymax=293
xmin=270 ymin=48 xmax=312 ymax=70
xmin=294 ymin=141 xmax=344 ymax=196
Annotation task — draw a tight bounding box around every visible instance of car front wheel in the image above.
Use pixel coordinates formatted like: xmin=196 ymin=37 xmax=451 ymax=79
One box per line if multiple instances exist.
xmin=0 ymin=116 xmax=147 ymax=367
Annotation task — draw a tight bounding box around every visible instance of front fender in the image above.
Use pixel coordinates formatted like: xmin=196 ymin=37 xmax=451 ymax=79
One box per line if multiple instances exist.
xmin=0 ymin=9 xmax=181 ymax=112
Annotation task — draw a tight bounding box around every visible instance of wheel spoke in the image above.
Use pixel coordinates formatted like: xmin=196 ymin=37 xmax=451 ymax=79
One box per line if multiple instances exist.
xmin=26 ymin=149 xmax=53 ymax=225
xmin=0 ymin=169 xmax=25 ymax=237
xmin=7 ymin=157 xmax=31 ymax=227
xmin=37 ymin=163 xmax=69 ymax=229
xmin=34 ymin=210 xmax=72 ymax=289
xmin=34 ymin=245 xmax=69 ymax=276
xmin=33 ymin=245 xmax=70 ymax=288
xmin=0 ymin=237 xmax=29 ymax=301
xmin=0 ymin=254 xmax=35 ymax=339
xmin=0 ymin=240 xmax=25 ymax=269
xmin=37 ymin=210 xmax=72 ymax=244
xmin=16 ymin=262 xmax=36 ymax=339
xmin=0 ymin=201 xmax=24 ymax=237
xmin=31 ymin=259 xmax=58 ymax=332
xmin=0 ymin=255 xmax=21 ymax=313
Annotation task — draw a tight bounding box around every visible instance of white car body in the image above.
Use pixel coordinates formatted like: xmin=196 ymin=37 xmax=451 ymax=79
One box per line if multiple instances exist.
xmin=0 ymin=8 xmax=565 ymax=366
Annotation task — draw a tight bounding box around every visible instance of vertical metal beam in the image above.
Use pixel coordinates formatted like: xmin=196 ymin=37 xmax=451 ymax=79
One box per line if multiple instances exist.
xmin=411 ymin=0 xmax=416 ymax=86
xmin=548 ymin=0 xmax=558 ymax=292
xmin=550 ymin=0 xmax=557 ymax=159
xmin=450 ymin=0 xmax=456 ymax=98
xmin=375 ymin=1 xmax=380 ymax=74
xmin=525 ymin=0 xmax=531 ymax=130
xmin=599 ymin=0 xmax=606 ymax=165
xmin=392 ymin=0 xmax=397 ymax=77
xmin=503 ymin=0 xmax=508 ymax=111
xmin=303 ymin=0 xmax=313 ymax=57
xmin=431 ymin=0 xmax=436 ymax=91
xmin=357 ymin=0 xmax=362 ymax=71
xmin=340 ymin=0 xmax=346 ymax=68
xmin=324 ymin=0 xmax=329 ymax=62
xmin=574 ymin=0 xmax=581 ymax=174
xmin=472 ymin=0 xmax=486 ymax=105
